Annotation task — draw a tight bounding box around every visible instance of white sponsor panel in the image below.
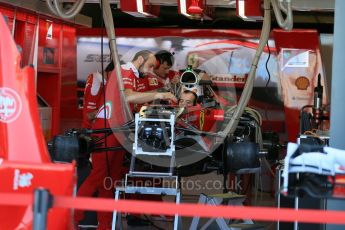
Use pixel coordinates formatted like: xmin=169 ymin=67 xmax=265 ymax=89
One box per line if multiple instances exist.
xmin=77 ymin=37 xmax=279 ymax=87
xmin=278 ymin=49 xmax=327 ymax=108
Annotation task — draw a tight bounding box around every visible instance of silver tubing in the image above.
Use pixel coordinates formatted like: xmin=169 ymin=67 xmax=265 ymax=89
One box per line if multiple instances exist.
xmin=221 ymin=0 xmax=271 ymax=137
xmin=101 ymin=0 xmax=133 ymax=119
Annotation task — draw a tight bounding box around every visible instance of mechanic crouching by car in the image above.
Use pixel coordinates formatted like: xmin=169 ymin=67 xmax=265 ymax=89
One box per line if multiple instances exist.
xmin=74 ymin=50 xmax=176 ymax=230
xmin=178 ymin=90 xmax=198 ymax=107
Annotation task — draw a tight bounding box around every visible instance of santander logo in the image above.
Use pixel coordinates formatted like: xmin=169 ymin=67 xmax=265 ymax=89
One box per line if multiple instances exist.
xmin=0 ymin=87 xmax=22 ymax=123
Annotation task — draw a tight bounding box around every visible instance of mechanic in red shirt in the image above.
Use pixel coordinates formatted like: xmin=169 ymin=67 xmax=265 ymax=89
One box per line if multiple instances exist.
xmin=122 ymin=50 xmax=177 ymax=110
xmin=75 ymin=50 xmax=176 ymax=229
xmin=121 ymin=51 xmax=177 ymax=224
xmin=146 ymin=50 xmax=180 ymax=92
xmin=82 ymin=62 xmax=114 ymax=128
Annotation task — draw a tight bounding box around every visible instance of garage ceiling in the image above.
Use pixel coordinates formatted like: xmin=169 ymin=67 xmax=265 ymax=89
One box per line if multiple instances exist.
xmin=64 ymin=0 xmax=335 ymax=11
xmin=0 ymin=0 xmax=335 ymax=32
xmin=80 ymin=0 xmax=334 ymax=33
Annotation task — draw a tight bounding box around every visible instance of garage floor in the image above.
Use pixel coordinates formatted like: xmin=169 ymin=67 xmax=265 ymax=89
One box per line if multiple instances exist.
xmin=78 ymin=189 xmax=276 ymax=230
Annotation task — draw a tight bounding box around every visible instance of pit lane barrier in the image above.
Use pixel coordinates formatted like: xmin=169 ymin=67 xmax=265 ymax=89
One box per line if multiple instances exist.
xmin=1 ymin=188 xmax=345 ymax=229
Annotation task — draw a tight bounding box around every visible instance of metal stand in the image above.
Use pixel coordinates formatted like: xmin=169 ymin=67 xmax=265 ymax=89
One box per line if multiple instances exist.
xmin=112 ymin=175 xmax=181 ymax=230
xmin=189 ymin=193 xmax=264 ymax=230
xmin=235 ymin=167 xmax=262 ymax=205
xmin=33 ymin=188 xmax=53 ymax=230
xmin=111 ymin=112 xmax=181 ymax=230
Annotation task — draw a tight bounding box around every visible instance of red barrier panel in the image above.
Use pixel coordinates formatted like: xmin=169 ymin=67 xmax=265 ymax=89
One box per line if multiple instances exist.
xmin=1 ymin=193 xmax=345 ymax=225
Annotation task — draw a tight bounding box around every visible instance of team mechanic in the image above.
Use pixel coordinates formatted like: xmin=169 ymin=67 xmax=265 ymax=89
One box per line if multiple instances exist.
xmin=75 ymin=50 xmax=176 ymax=229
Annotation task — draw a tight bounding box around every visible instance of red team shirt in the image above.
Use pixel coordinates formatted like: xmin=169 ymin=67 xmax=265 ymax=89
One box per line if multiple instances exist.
xmin=121 ymin=62 xmax=149 ymax=92
xmin=82 ymin=72 xmax=105 ymax=128
xmin=146 ymin=70 xmax=179 ymax=91
xmin=79 ymin=63 xmax=168 ymax=217
xmin=76 ymin=67 xmax=127 ymax=226
xmin=88 ymin=67 xmax=179 ymax=127
xmin=93 ymin=62 xmax=149 ymax=125
xmin=146 ymin=72 xmax=167 ymax=91
xmin=121 ymin=62 xmax=150 ymax=112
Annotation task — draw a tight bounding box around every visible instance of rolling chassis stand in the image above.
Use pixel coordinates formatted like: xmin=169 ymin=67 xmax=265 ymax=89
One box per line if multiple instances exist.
xmin=112 ymin=112 xmax=181 ymax=230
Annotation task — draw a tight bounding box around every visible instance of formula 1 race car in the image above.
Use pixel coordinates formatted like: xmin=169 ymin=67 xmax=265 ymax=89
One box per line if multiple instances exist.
xmin=48 ymin=66 xmax=275 ymax=180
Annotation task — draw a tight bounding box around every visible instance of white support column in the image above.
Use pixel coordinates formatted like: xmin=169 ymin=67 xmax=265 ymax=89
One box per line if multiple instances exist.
xmin=327 ymin=1 xmax=345 ymax=230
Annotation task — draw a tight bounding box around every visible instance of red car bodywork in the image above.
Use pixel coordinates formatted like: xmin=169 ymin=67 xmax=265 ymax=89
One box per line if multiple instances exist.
xmin=0 ymin=13 xmax=75 ymax=230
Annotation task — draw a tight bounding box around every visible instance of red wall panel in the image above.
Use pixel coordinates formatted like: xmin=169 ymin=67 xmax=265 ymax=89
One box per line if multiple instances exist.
xmin=14 ymin=20 xmax=37 ymax=66
xmin=60 ymin=24 xmax=79 ymax=119
xmin=37 ymin=18 xmax=62 ymax=136
xmin=1 ymin=3 xmax=79 ymax=135
xmin=38 ymin=19 xmax=61 ymax=71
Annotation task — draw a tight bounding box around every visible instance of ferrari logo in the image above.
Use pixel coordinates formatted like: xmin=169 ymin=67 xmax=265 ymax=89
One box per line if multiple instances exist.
xmin=0 ymin=87 xmax=22 ymax=123
xmin=187 ymin=53 xmax=199 ymax=68
xmin=148 ymin=77 xmax=158 ymax=86
xmin=13 ymin=169 xmax=33 ymax=190
xmin=200 ymin=110 xmax=205 ymax=131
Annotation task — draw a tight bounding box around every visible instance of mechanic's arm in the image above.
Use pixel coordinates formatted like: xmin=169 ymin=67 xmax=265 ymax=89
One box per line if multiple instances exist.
xmin=86 ymin=110 xmax=98 ymax=122
xmin=124 ymin=89 xmax=177 ymax=104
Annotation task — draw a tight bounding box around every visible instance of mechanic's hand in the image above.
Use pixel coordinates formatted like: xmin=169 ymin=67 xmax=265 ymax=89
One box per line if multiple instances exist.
xmin=170 ymin=75 xmax=180 ymax=84
xmin=87 ymin=110 xmax=98 ymax=122
xmin=155 ymin=92 xmax=177 ymax=103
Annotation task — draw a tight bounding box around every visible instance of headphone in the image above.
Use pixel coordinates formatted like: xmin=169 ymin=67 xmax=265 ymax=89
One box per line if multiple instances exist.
xmin=155 ymin=50 xmax=174 ymax=69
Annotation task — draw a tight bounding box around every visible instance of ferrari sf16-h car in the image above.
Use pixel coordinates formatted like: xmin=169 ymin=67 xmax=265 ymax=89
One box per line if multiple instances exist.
xmin=49 ymin=67 xmax=276 ymax=181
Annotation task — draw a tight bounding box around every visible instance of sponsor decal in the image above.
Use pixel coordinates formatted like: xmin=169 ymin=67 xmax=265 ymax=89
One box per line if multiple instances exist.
xmin=0 ymin=87 xmax=22 ymax=123
xmin=295 ymin=76 xmax=310 ymax=90
xmin=84 ymin=54 xmax=111 ymax=63
xmin=187 ymin=53 xmax=199 ymax=68
xmin=96 ymin=101 xmax=113 ymax=119
xmin=211 ymin=74 xmax=247 ymax=84
xmin=210 ymin=74 xmax=248 ymax=89
xmin=200 ymin=109 xmax=205 ymax=130
xmin=148 ymin=77 xmax=158 ymax=86
xmin=13 ymin=169 xmax=33 ymax=190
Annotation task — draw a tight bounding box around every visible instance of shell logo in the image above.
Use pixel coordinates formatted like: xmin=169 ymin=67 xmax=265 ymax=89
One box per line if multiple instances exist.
xmin=0 ymin=87 xmax=22 ymax=123
xmin=295 ymin=76 xmax=310 ymax=90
